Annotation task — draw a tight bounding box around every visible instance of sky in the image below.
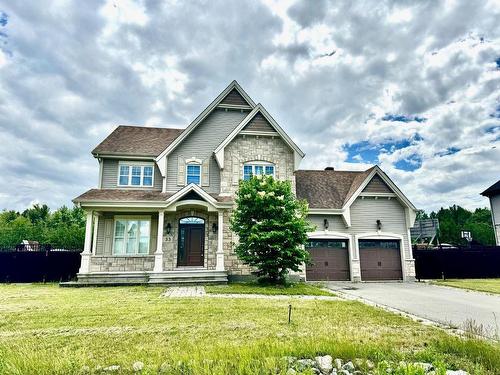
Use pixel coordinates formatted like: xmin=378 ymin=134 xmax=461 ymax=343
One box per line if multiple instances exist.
xmin=0 ymin=0 xmax=499 ymax=213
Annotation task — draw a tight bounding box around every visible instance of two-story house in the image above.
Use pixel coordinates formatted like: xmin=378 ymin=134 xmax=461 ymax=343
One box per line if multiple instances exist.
xmin=73 ymin=81 xmax=417 ymax=284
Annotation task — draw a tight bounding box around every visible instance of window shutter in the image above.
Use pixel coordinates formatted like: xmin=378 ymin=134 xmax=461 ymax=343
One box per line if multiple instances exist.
xmin=177 ymin=156 xmax=185 ymax=186
xmin=201 ymin=159 xmax=210 ymax=186
xmin=232 ymin=157 xmax=239 ymax=185
xmin=104 ymin=218 xmax=113 ymax=255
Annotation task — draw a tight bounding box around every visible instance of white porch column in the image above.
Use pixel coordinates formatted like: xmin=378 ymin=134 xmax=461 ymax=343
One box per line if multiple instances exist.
xmin=216 ymin=210 xmax=225 ymax=271
xmin=79 ymin=210 xmax=93 ymax=274
xmin=153 ymin=210 xmax=165 ymax=272
xmin=91 ymin=214 xmax=99 ymax=254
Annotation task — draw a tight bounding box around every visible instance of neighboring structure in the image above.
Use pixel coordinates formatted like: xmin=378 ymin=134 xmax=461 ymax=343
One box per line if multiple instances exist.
xmin=481 ymin=180 xmax=500 ymax=246
xmin=73 ymin=81 xmax=417 ymax=285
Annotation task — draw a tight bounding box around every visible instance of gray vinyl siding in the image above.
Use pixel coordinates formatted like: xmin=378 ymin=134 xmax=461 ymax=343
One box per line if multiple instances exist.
xmin=362 ymin=175 xmax=392 ymax=193
xmin=94 ymin=213 xmax=159 ymax=255
xmin=490 ymin=195 xmax=500 ymax=245
xmin=166 ymin=108 xmax=248 ymax=193
xmin=308 ymin=197 xmax=411 ymax=258
xmin=101 ymin=159 xmax=162 ymax=190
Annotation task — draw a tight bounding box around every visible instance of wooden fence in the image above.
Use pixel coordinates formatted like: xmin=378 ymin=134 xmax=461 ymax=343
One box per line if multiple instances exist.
xmin=0 ymin=245 xmax=82 ymax=282
xmin=413 ymin=246 xmax=500 ymax=280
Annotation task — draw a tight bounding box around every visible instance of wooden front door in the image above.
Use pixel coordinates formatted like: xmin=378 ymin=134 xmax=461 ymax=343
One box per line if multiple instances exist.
xmin=178 ymin=222 xmax=204 ymax=267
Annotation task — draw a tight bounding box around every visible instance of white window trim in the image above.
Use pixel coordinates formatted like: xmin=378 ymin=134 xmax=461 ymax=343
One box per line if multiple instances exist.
xmin=243 ymin=161 xmax=275 ymax=180
xmin=185 ymin=162 xmax=202 ymax=186
xmin=117 ymin=161 xmax=155 ymax=187
xmin=112 ymin=215 xmax=151 ymax=256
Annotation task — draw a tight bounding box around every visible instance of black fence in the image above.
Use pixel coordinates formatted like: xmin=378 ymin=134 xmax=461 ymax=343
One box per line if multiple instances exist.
xmin=414 ymin=246 xmax=500 ymax=280
xmin=0 ymin=245 xmax=82 ymax=282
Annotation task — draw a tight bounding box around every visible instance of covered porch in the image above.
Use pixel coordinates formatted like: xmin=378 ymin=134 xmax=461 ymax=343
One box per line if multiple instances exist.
xmin=75 ymin=185 xmax=231 ymax=285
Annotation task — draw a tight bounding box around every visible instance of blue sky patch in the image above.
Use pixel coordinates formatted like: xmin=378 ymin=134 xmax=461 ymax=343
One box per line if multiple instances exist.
xmin=496 ymin=57 xmax=500 ymax=69
xmin=0 ymin=12 xmax=7 ymax=27
xmin=485 ymin=125 xmax=500 ymax=134
xmin=382 ymin=114 xmax=427 ymax=123
xmin=435 ymin=147 xmax=460 ymax=157
xmin=395 ymin=154 xmax=423 ymax=171
xmin=344 ymin=133 xmax=424 ymax=167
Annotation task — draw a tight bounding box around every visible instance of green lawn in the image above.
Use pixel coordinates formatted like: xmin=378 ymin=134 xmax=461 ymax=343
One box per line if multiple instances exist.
xmin=0 ymin=284 xmax=499 ymax=374
xmin=205 ymin=282 xmax=334 ymax=296
xmin=432 ymin=279 xmax=500 ymax=295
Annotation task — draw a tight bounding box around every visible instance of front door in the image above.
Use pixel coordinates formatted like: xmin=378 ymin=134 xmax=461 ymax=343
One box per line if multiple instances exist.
xmin=177 ymin=217 xmax=205 ymax=267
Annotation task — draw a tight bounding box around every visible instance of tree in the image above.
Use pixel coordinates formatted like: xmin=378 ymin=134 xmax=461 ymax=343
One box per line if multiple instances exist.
xmin=230 ymin=175 xmax=313 ymax=284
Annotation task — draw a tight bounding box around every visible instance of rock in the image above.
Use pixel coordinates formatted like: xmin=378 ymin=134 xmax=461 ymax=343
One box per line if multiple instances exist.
xmin=132 ymin=361 xmax=144 ymax=372
xmin=315 ymin=355 xmax=333 ymax=374
xmin=342 ymin=361 xmax=355 ymax=372
xmin=446 ymin=371 xmax=469 ymax=375
xmin=365 ymin=360 xmax=375 ymax=369
xmin=103 ymin=365 xmax=120 ymax=372
xmin=413 ymin=362 xmax=433 ymax=372
xmin=79 ymin=365 xmax=90 ymax=374
xmin=295 ymin=359 xmax=316 ymax=372
xmin=334 ymin=358 xmax=343 ymax=369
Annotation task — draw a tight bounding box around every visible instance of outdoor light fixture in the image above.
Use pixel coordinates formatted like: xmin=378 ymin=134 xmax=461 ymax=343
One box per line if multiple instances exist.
xmin=212 ymin=223 xmax=218 ymax=233
xmin=376 ymin=219 xmax=382 ymax=231
xmin=323 ymin=219 xmax=329 ymax=230
xmin=166 ymin=222 xmax=172 ymax=235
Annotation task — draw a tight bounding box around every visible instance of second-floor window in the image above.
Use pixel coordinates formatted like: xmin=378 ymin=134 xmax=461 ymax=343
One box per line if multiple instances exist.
xmin=243 ymin=162 xmax=275 ymax=180
xmin=118 ymin=163 xmax=154 ymax=187
xmin=186 ymin=164 xmax=201 ymax=185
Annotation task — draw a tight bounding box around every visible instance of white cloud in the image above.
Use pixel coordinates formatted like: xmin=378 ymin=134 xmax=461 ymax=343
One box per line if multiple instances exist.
xmin=0 ymin=0 xmax=499 ymax=213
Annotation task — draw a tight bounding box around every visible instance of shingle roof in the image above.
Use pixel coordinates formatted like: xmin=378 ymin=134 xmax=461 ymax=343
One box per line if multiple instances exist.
xmin=73 ymin=189 xmax=233 ymax=203
xmin=481 ymin=180 xmax=500 ymax=197
xmin=92 ymin=125 xmax=184 ymax=156
xmin=295 ymin=168 xmax=374 ymax=209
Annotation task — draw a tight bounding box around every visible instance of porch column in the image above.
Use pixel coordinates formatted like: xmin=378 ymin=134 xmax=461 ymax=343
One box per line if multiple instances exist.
xmin=153 ymin=210 xmax=165 ymax=272
xmin=216 ymin=210 xmax=225 ymax=271
xmin=78 ymin=210 xmax=93 ymax=274
xmin=91 ymin=214 xmax=99 ymax=254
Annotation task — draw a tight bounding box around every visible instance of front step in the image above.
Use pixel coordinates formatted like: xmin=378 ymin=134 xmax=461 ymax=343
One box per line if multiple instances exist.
xmin=64 ymin=270 xmax=228 ymax=286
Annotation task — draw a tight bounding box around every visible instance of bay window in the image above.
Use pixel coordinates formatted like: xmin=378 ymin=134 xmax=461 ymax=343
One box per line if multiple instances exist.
xmin=113 ymin=217 xmax=151 ymax=255
xmin=118 ymin=163 xmax=154 ymax=187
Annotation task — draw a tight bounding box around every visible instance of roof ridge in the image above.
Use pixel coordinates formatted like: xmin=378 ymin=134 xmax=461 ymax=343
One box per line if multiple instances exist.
xmin=116 ymin=124 xmax=185 ymax=130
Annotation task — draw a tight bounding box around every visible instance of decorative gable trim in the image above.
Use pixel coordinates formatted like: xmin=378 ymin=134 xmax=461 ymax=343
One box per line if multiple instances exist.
xmin=213 ymin=103 xmax=305 ymax=170
xmin=155 ymin=81 xmax=256 ymax=165
xmin=165 ymin=183 xmax=219 ymax=209
xmin=343 ymin=166 xmax=417 ymax=221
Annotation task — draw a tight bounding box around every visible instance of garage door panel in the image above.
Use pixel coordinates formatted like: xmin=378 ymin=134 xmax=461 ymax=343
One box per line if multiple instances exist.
xmin=306 ymin=240 xmax=350 ymax=281
xmin=359 ymin=240 xmax=402 ymax=281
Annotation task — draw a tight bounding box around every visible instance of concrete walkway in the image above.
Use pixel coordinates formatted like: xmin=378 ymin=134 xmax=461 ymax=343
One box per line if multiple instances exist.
xmin=326 ymin=282 xmax=500 ymax=339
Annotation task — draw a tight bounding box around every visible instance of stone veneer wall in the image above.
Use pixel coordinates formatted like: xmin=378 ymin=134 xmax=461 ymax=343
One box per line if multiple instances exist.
xmin=220 ymin=134 xmax=295 ymax=196
xmin=90 ymin=256 xmax=154 ymax=272
xmin=162 ymin=209 xmax=218 ymax=270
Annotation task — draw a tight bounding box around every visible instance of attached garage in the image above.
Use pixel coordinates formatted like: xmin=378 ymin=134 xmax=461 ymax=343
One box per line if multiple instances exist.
xmin=359 ymin=240 xmax=403 ymax=281
xmin=306 ymin=239 xmax=350 ymax=281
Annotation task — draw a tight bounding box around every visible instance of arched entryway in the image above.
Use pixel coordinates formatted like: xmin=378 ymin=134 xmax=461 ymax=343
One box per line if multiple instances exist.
xmin=177 ymin=217 xmax=205 ymax=267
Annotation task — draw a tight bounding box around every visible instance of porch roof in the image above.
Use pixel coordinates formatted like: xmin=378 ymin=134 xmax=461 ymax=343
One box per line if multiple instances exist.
xmin=73 ymin=189 xmax=233 ymax=204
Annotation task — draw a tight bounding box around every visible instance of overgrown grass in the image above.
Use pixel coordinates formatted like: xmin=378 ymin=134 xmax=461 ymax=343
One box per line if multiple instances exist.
xmin=432 ymin=278 xmax=500 ymax=294
xmin=0 ymin=284 xmax=499 ymax=374
xmin=205 ymin=281 xmax=334 ymax=296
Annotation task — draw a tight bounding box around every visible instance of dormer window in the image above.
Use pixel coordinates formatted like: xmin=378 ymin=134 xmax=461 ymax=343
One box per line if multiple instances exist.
xmin=186 ymin=163 xmax=201 ymax=185
xmin=243 ymin=162 xmax=275 ymax=180
xmin=118 ymin=162 xmax=154 ymax=187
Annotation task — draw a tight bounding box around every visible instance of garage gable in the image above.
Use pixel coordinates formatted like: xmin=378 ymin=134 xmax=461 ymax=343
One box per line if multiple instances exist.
xmin=362 ymin=175 xmax=393 ymax=194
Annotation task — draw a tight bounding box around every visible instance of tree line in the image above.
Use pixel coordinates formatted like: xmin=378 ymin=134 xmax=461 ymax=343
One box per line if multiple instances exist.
xmin=0 ymin=204 xmax=85 ymax=249
xmin=416 ymin=205 xmax=495 ymax=246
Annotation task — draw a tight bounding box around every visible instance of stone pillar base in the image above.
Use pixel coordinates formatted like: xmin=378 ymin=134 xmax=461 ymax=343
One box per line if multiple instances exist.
xmin=79 ymin=252 xmax=91 ymax=274
xmin=153 ymin=253 xmax=164 ymax=273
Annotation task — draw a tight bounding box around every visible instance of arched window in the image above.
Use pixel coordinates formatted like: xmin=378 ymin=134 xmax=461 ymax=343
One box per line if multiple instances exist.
xmin=243 ymin=162 xmax=275 ymax=180
xmin=179 ymin=217 xmax=204 ymax=225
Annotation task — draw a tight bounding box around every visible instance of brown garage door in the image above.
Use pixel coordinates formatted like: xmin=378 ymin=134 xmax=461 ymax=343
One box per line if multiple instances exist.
xmin=306 ymin=239 xmax=350 ymax=281
xmin=359 ymin=240 xmax=402 ymax=281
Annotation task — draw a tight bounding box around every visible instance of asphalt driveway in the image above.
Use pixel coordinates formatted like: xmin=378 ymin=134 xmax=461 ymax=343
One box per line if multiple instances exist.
xmin=326 ymin=281 xmax=500 ymax=339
